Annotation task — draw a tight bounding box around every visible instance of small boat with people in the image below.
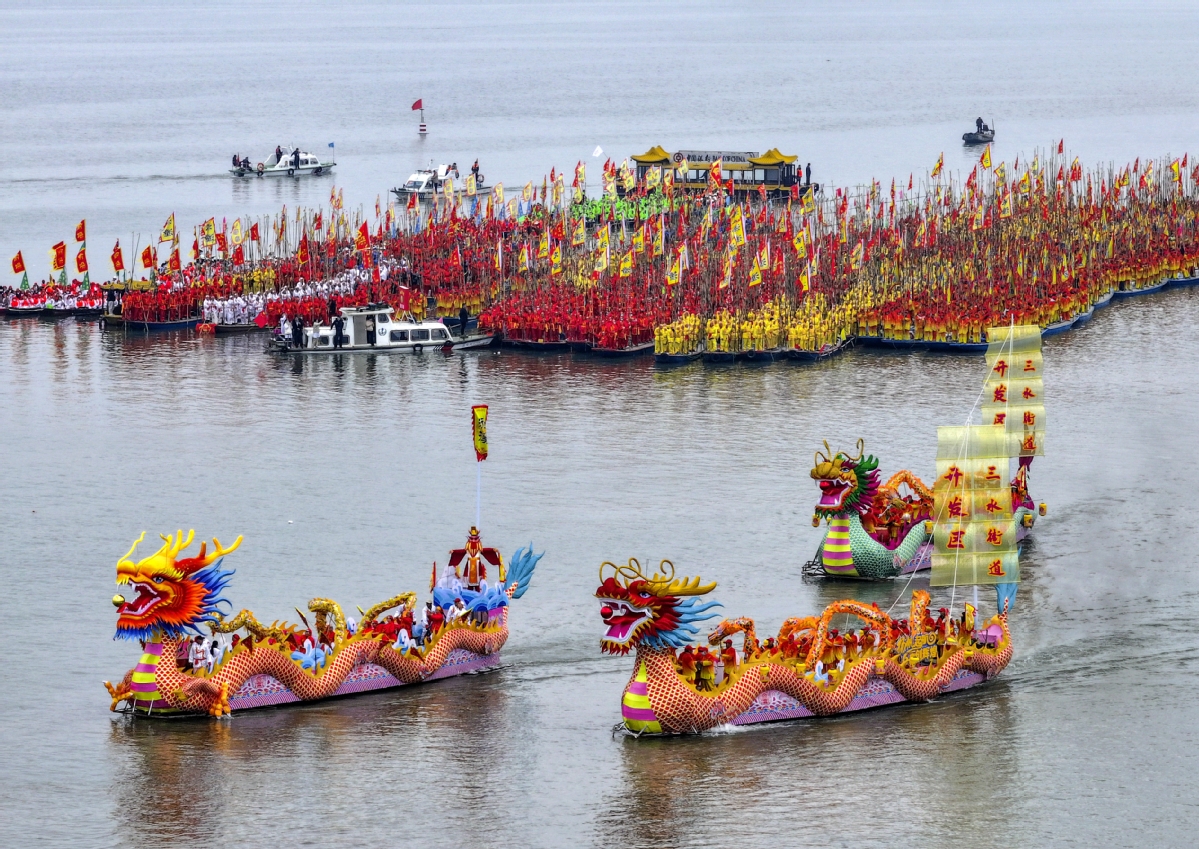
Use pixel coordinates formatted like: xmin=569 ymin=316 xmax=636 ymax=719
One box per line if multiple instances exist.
xmin=230 ymin=145 xmax=335 ymax=177
xmin=391 ymin=161 xmax=485 ymax=201
xmin=962 ymin=117 xmax=995 ymax=145
xmin=267 ymin=303 xmax=494 ymax=355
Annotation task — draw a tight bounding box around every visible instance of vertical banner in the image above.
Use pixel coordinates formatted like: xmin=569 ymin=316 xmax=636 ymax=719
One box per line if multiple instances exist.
xmin=472 ymin=404 xmax=489 ymax=461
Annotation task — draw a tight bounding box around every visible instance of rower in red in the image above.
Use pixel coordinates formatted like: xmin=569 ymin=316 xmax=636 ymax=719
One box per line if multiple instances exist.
xmin=448 ymin=527 xmax=503 ymax=591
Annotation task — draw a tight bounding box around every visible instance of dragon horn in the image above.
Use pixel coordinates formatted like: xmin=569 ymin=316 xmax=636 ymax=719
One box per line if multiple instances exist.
xmin=814 ymin=440 xmax=831 ymax=467
xmin=117 ymin=531 xmax=147 ymax=567
xmin=851 ymin=438 xmax=866 ymax=462
xmin=644 ymin=561 xmax=717 ymax=596
xmin=208 ymin=535 xmax=243 ymax=563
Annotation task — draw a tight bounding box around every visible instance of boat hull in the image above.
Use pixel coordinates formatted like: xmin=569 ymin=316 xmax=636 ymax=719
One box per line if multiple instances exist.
xmin=654 ymin=350 xmax=703 ymax=364
xmin=962 ymin=130 xmax=995 ymax=145
xmin=589 ymin=341 xmax=655 ymax=358
xmin=214 ymin=323 xmax=268 ymax=334
xmin=125 ymin=318 xmax=200 ymax=332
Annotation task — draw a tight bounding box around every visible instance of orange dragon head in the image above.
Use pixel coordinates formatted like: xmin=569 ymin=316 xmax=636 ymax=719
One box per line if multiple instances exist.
xmin=595 ymin=559 xmax=721 ymax=655
xmin=113 ymin=530 xmax=242 ymax=641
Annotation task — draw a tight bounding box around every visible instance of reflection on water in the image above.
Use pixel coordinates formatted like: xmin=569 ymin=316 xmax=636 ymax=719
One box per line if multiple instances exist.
xmin=5 ymin=291 xmax=1199 ymax=846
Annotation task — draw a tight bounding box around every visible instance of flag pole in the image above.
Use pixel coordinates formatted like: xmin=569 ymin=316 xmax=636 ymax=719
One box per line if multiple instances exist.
xmin=476 ymin=459 xmax=482 ymax=529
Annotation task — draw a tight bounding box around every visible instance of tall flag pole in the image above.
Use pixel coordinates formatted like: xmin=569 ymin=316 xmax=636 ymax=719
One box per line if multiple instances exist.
xmin=471 ymin=404 xmax=489 ymax=529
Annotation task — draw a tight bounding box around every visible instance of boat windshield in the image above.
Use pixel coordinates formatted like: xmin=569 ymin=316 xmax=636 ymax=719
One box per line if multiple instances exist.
xmin=404 ymin=179 xmax=425 ymax=190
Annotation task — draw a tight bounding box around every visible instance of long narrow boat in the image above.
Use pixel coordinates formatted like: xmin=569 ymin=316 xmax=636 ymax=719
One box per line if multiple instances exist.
xmin=125 ymin=317 xmax=200 ymax=332
xmin=1112 ymin=277 xmax=1171 ymax=299
xmin=105 ymin=528 xmax=542 ymax=717
xmin=596 ymin=559 xmax=1013 ymax=734
xmin=809 ymin=324 xmax=1046 ymax=580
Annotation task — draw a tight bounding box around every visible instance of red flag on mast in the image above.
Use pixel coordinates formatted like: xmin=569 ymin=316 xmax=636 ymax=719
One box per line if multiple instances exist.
xmin=411 ymin=99 xmax=423 ymax=111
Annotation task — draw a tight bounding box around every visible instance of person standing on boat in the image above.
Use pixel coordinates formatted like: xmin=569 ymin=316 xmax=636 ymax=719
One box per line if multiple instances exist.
xmin=292 ymin=313 xmax=304 ymax=348
xmin=275 ymin=145 xmax=283 ymax=163
xmin=458 ymin=304 xmax=470 ymax=338
xmin=976 ymin=117 xmax=984 ymax=134
xmin=805 ymin=163 xmax=811 ymax=185
xmin=365 ymin=315 xmax=376 ymax=345
xmin=332 ymin=313 xmax=345 ymax=348
xmin=280 ymin=313 xmax=291 ymax=344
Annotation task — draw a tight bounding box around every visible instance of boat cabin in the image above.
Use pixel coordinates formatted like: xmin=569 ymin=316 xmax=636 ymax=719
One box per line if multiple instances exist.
xmin=631 ymin=146 xmax=805 ymax=196
xmin=298 ymin=304 xmax=455 ymax=352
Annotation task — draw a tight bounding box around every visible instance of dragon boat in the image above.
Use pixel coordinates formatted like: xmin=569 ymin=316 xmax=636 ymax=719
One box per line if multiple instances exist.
xmin=809 ymin=324 xmax=1048 ymax=580
xmin=105 ymin=528 xmax=541 ymax=717
xmin=596 ymin=559 xmax=1013 ymax=735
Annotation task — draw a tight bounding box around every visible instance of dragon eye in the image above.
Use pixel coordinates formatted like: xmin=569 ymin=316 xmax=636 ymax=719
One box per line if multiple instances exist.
xmin=153 ymin=576 xmax=164 ymax=584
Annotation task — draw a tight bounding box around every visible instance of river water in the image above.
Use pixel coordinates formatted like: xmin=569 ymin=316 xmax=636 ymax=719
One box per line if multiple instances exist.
xmin=4 ymin=1 xmax=1199 ymax=847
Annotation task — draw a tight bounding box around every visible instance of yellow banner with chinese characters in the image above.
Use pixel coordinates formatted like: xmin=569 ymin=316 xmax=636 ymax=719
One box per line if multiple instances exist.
xmin=471 ymin=405 xmax=489 ymax=461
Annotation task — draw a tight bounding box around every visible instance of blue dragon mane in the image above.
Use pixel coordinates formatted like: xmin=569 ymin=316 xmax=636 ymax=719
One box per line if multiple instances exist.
xmin=641 ymin=596 xmax=724 ymax=651
xmin=432 ymin=544 xmax=543 ymax=613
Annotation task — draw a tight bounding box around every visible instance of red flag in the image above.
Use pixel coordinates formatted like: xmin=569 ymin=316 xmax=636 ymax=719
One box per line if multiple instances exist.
xmin=297 ymin=235 xmax=310 ymax=265
xmin=141 ymin=245 xmax=154 ymax=269
xmin=1057 ymin=139 xmax=1064 ymax=154
xmin=232 ymin=244 xmax=245 ymax=265
xmin=111 ymin=241 xmax=124 ymax=272
xmin=75 ymin=246 xmax=88 ymax=273
xmin=411 ymin=98 xmax=423 ymax=111
xmin=75 ymin=220 xmax=86 ymax=242
xmin=215 ymin=232 xmax=228 ymax=253
xmin=11 ymin=251 xmax=25 ymax=274
xmin=51 ymin=241 xmax=67 ymax=271
xmin=354 ymin=222 xmax=370 ymax=252
xmin=249 ymin=222 xmax=260 ymax=242
xmin=168 ymin=247 xmax=181 ymax=271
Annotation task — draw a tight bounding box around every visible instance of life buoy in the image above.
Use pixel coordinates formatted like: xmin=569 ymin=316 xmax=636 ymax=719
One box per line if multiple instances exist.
xmin=314 ymin=167 xmax=322 ymax=175
xmin=413 ymin=343 xmax=424 ymax=354
xmin=287 ymin=168 xmax=294 ymax=176
xmin=257 ymin=162 xmax=264 ymax=175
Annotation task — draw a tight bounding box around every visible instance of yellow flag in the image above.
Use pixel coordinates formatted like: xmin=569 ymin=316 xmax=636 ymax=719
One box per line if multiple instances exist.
xmin=792 ymin=230 xmax=808 ymax=258
xmin=519 ymin=243 xmax=530 ymax=271
xmin=801 ymin=192 xmax=816 ymax=215
xmin=646 ymin=166 xmax=661 ymax=190
xmin=980 ymin=145 xmax=992 ymax=169
xmin=466 ymin=174 xmax=477 ymax=197
xmin=619 ymin=250 xmax=633 ymax=278
xmin=729 ymin=205 xmax=747 ymax=248
xmin=572 ymin=217 xmax=585 ymax=247
xmin=471 ymin=405 xmax=489 ymax=461
xmin=666 ymin=255 xmax=680 ymax=286
xmin=850 ymin=241 xmax=864 ymax=270
xmin=652 ymin=219 xmax=664 ymax=257
xmin=231 ymin=219 xmax=243 ymax=246
xmin=160 ymin=213 xmax=176 ymax=243
xmin=799 ymin=265 xmax=810 ymax=292
xmin=202 ymin=217 xmax=217 ymax=246
xmin=443 ymin=178 xmax=454 ymax=200
xmin=633 ymin=227 xmax=645 ymax=254
xmin=749 ymin=255 xmax=762 ymax=287
xmin=538 ymin=232 xmax=549 ymax=259
xmin=522 ymin=182 xmax=533 ymax=202
xmin=931 ymin=152 xmax=944 ymax=178
xmin=720 ymin=251 xmax=733 ymax=288
xmin=1000 ymin=191 xmax=1013 ymax=219
xmin=493 ymin=183 xmax=504 ymax=205
xmin=675 ymin=157 xmax=689 ymax=176
xmin=551 ymin=245 xmax=562 ymax=275
xmin=994 ymin=162 xmax=1005 ymax=183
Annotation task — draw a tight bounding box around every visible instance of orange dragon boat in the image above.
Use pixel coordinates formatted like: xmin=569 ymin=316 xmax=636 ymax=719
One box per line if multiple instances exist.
xmin=105 ymin=528 xmax=541 ymax=717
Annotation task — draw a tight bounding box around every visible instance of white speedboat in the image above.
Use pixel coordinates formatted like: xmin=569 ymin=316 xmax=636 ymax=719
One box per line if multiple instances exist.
xmin=231 ymin=147 xmax=335 ymax=177
xmin=391 ymin=163 xmax=484 ymax=200
xmin=268 ymin=304 xmax=495 ymax=354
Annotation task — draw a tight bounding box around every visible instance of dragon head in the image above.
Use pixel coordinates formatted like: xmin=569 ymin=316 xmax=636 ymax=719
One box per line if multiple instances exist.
xmin=595 ymin=559 xmax=722 ymax=655
xmin=113 ymin=530 xmax=242 ymax=641
xmin=811 ymin=439 xmax=880 ymax=518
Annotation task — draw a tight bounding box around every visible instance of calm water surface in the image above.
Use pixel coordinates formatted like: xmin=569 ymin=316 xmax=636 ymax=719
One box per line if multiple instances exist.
xmin=4 ymin=2 xmax=1199 ymax=846
xmin=3 ymin=289 xmax=1199 ymax=847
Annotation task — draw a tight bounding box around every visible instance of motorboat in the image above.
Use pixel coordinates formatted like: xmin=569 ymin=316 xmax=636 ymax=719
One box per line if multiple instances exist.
xmin=269 ymin=304 xmax=495 ymax=354
xmin=391 ymin=163 xmax=483 ymax=200
xmin=231 ymin=146 xmax=335 ymax=177
xmin=963 ymin=122 xmax=995 ymax=145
